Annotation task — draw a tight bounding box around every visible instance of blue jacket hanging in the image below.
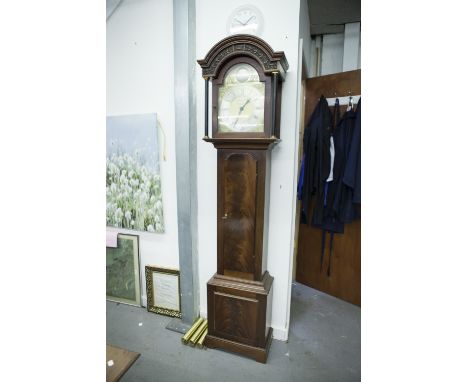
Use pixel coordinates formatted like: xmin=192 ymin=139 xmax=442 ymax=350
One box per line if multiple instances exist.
xmin=298 ymin=96 xmax=361 ymax=276
xmin=343 ymin=98 xmax=361 ymax=204
xmin=298 ymin=95 xmax=332 ymax=225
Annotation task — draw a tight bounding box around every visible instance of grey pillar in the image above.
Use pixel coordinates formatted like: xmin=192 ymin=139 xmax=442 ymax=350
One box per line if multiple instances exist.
xmin=166 ymin=0 xmax=199 ymax=333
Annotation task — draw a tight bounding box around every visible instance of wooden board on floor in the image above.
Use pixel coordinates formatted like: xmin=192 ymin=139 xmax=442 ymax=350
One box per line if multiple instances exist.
xmin=296 ymin=70 xmax=361 ymax=306
xmin=106 ymin=344 xmax=140 ymax=382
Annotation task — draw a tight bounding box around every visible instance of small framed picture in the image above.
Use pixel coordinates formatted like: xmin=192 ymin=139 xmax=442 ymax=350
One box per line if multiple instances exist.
xmin=106 ymin=234 xmax=141 ymax=306
xmin=145 ymin=266 xmax=181 ymax=318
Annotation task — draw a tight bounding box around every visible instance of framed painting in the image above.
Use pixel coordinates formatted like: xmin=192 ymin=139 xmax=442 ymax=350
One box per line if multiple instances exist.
xmin=106 ymin=234 xmax=141 ymax=306
xmin=145 ymin=266 xmax=181 ymax=318
xmin=106 ymin=113 xmax=165 ymax=233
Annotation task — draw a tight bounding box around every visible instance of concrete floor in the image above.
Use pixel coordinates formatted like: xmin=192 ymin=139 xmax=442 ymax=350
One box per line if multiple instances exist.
xmin=107 ymin=282 xmax=360 ymax=382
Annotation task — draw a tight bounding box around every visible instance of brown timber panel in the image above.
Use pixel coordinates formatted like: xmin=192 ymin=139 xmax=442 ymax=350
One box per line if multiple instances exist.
xmin=213 ymin=291 xmax=258 ymax=346
xmin=296 ymin=70 xmax=361 ymax=306
xmin=304 ymin=69 xmax=361 ymax=119
xmin=296 ymin=211 xmax=361 ymax=305
xmin=106 ymin=345 xmax=140 ymax=382
xmin=221 ymin=152 xmax=258 ymax=277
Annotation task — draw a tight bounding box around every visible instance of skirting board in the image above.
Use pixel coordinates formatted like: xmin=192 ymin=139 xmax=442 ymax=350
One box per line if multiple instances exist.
xmin=200 ymin=310 xmax=289 ymax=341
xmin=270 ymin=325 xmax=289 ymax=341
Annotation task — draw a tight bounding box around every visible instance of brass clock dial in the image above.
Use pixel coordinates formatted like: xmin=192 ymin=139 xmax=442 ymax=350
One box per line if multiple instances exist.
xmin=218 ymin=63 xmax=265 ymax=133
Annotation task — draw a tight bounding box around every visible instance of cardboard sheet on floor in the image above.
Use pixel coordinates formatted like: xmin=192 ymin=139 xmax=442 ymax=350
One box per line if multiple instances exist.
xmin=106 ymin=344 xmax=140 ymax=382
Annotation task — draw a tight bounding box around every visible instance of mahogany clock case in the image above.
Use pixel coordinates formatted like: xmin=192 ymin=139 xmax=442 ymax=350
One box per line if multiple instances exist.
xmin=216 ymin=149 xmax=271 ymax=281
xmin=198 ymin=34 xmax=288 ymax=363
xmin=206 ymin=145 xmax=274 ymax=363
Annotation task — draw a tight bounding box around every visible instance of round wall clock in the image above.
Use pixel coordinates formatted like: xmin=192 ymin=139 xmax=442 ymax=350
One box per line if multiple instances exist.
xmin=227 ymin=4 xmax=264 ymax=36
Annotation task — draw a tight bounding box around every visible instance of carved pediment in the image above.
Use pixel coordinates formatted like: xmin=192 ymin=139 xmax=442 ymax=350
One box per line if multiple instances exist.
xmin=197 ymin=34 xmax=289 ymax=80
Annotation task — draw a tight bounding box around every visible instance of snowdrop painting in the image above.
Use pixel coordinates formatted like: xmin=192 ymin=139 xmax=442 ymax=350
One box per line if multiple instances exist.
xmin=106 ymin=113 xmax=164 ymax=233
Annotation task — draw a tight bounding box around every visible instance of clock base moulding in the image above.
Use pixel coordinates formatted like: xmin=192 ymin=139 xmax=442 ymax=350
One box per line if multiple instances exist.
xmin=205 ymin=328 xmax=273 ymax=364
xmin=205 ymin=271 xmax=273 ymax=363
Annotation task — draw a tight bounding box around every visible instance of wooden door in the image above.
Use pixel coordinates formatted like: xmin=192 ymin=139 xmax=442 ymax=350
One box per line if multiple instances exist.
xmin=217 ymin=149 xmax=266 ymax=281
xmin=295 ymin=70 xmax=361 ymax=306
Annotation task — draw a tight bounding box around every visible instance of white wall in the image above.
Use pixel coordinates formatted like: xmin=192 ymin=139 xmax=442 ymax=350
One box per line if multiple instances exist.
xmin=318 ymin=22 xmax=361 ymax=76
xmin=196 ymin=0 xmax=303 ymax=341
xmin=309 ymin=37 xmax=320 ymax=77
xmin=343 ymin=22 xmax=361 ymax=71
xmin=321 ymin=33 xmax=345 ymax=75
xmin=106 ymin=0 xmax=179 ymax=306
xmin=299 ymin=0 xmax=313 ymax=77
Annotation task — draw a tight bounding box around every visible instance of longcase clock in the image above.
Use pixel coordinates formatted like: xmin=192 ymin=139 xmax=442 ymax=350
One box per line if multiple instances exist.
xmin=197 ymin=34 xmax=288 ymax=363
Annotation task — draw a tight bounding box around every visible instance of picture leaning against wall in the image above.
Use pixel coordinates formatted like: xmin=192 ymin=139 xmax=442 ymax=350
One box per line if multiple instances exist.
xmin=106 ymin=113 xmax=165 ymax=233
xmin=107 ymin=234 xmax=141 ymax=306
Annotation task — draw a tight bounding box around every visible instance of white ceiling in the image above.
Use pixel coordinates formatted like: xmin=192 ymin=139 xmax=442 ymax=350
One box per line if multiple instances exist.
xmin=307 ymin=0 xmax=360 ymax=36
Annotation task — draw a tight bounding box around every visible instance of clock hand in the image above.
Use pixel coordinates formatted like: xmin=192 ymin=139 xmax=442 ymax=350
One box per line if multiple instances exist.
xmin=243 ymin=15 xmax=255 ymax=25
xmin=233 ymin=16 xmax=244 ymax=25
xmin=232 ymin=99 xmax=251 ymax=129
xmin=239 ymin=98 xmax=251 ymax=113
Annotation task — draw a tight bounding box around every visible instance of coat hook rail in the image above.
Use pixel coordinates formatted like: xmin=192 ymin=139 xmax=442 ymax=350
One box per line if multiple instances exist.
xmin=325 ymin=95 xmax=361 ymax=106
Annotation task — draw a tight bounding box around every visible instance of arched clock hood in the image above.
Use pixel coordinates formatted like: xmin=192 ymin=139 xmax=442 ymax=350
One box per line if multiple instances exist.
xmin=197 ymin=34 xmax=289 ymax=80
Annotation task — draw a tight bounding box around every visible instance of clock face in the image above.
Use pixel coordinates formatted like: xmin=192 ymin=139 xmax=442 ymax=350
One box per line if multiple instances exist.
xmin=227 ymin=5 xmax=263 ymax=36
xmin=218 ymin=63 xmax=265 ymax=133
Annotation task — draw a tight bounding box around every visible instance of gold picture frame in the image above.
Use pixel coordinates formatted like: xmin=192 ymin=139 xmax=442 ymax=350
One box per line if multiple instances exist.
xmin=145 ymin=266 xmax=181 ymax=318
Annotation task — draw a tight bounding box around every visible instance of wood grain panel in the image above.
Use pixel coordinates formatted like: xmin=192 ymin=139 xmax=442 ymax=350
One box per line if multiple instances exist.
xmin=213 ymin=291 xmax=258 ymax=346
xmin=296 ymin=70 xmax=361 ymax=306
xmin=296 ymin=213 xmax=361 ymax=305
xmin=106 ymin=344 xmax=140 ymax=382
xmin=304 ymin=69 xmax=361 ymax=119
xmin=222 ymin=152 xmax=258 ymax=276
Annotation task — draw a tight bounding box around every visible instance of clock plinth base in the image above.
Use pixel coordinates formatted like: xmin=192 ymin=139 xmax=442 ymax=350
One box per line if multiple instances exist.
xmin=206 ymin=272 xmax=274 ymax=363
xmin=205 ymin=327 xmax=273 ymax=364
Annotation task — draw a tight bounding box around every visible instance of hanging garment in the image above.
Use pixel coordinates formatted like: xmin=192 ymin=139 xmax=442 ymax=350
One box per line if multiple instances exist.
xmin=326 ymin=98 xmax=339 ymax=183
xmin=326 ymin=137 xmax=335 ymax=182
xmin=343 ymin=98 xmax=361 ymax=204
xmin=320 ymin=229 xmax=335 ymax=276
xmin=319 ymin=99 xmax=345 ymax=276
xmin=298 ymin=95 xmax=332 ymax=225
xmin=333 ymin=99 xmax=362 ymax=223
xmin=316 ymin=107 xmax=355 ymax=275
xmin=329 ymin=106 xmax=358 ymax=224
xmin=298 ymin=96 xmax=361 ymax=276
xmin=321 ymin=98 xmax=347 ymax=234
xmin=297 ymin=154 xmax=305 ymax=200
